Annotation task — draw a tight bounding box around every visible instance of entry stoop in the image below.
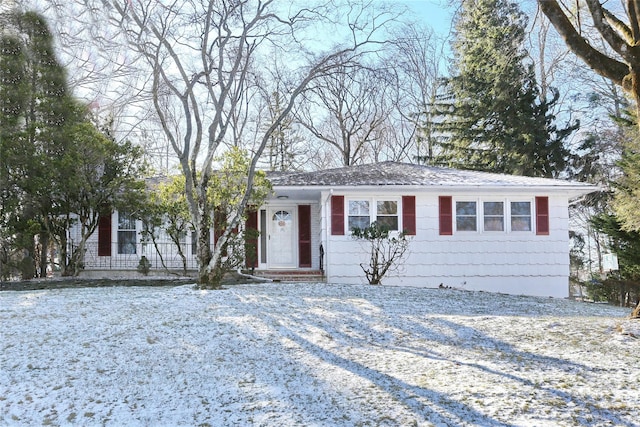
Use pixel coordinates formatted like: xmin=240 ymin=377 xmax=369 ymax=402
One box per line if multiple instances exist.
xmin=254 ymin=270 xmax=325 ymax=283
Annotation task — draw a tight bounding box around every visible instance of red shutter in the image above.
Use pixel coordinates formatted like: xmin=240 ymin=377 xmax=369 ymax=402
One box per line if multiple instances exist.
xmin=536 ymin=196 xmax=549 ymax=235
xmin=331 ymin=195 xmax=345 ymax=236
xmin=402 ymin=196 xmax=416 ymax=235
xmin=97 ymin=212 xmax=112 ymax=256
xmin=439 ymin=196 xmax=453 ymax=236
xmin=298 ymin=205 xmax=312 ymax=268
xmin=245 ymin=210 xmax=258 ymax=268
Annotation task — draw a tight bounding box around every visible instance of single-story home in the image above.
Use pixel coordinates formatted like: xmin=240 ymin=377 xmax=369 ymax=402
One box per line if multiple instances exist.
xmin=76 ymin=162 xmax=597 ymax=297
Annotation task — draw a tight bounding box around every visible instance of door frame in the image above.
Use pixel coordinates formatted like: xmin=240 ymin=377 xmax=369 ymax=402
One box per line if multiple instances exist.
xmin=267 ymin=206 xmax=297 ymax=269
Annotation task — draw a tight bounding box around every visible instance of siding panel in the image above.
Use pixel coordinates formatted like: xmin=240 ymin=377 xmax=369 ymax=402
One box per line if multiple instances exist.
xmin=326 ymin=193 xmax=572 ymax=297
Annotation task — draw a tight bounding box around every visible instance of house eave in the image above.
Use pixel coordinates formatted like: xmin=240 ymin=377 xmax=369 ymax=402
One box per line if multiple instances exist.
xmin=270 ymin=183 xmax=599 ymax=200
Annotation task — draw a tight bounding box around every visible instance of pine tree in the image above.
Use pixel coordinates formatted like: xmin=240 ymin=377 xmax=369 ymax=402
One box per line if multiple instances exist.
xmin=0 ymin=11 xmax=79 ymax=277
xmin=0 ymin=30 xmax=27 ymax=221
xmin=431 ymin=0 xmax=576 ymax=177
xmin=0 ymin=11 xmax=146 ymax=278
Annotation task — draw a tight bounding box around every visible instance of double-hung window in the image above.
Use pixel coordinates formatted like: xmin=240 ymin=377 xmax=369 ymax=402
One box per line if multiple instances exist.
xmin=348 ymin=200 xmax=371 ymax=230
xmin=456 ymin=201 xmax=477 ymax=231
xmin=376 ymin=201 xmax=398 ymax=230
xmin=483 ymin=201 xmax=504 ymax=231
xmin=442 ymin=197 xmax=537 ymax=235
xmin=118 ymin=211 xmax=137 ymax=254
xmin=348 ymin=199 xmax=399 ymax=232
xmin=511 ymin=201 xmax=532 ymax=231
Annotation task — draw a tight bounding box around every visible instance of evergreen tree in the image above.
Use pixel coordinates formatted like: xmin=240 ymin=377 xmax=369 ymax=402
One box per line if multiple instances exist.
xmin=614 ymin=131 xmax=640 ymax=231
xmin=431 ymin=0 xmax=576 ymax=177
xmin=0 ymin=11 xmax=79 ymax=277
xmin=0 ymin=29 xmax=28 ymax=278
xmin=0 ymin=11 xmax=145 ymax=277
xmin=590 ymin=214 xmax=640 ymax=309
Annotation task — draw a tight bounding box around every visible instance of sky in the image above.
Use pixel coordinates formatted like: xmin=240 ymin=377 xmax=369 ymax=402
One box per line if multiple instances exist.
xmin=393 ymin=0 xmax=455 ymax=37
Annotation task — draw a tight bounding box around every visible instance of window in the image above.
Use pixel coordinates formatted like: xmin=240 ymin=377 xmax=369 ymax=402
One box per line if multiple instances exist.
xmin=347 ymin=199 xmax=400 ymax=232
xmin=348 ymin=200 xmax=370 ymax=230
xmin=376 ymin=201 xmax=398 ymax=230
xmin=456 ymin=201 xmax=477 ymax=231
xmin=483 ymin=202 xmax=504 ymax=231
xmin=441 ymin=197 xmax=539 ymax=235
xmin=118 ymin=211 xmax=137 ymax=254
xmin=273 ymin=210 xmax=291 ymax=223
xmin=511 ymin=201 xmax=532 ymax=231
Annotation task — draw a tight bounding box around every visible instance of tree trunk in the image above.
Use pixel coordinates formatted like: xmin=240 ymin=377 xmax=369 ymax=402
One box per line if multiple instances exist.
xmin=38 ymin=234 xmax=48 ymax=278
xmin=631 ymin=68 xmax=640 ymax=130
xmin=72 ymin=239 xmax=86 ymax=277
xmin=197 ymin=225 xmax=212 ymax=286
xmin=196 ymin=201 xmax=215 ymax=287
xmin=59 ymin=231 xmax=71 ymax=276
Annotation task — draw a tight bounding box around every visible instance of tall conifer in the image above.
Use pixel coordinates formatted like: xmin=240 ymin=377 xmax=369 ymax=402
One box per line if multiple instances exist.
xmin=431 ymin=0 xmax=576 ymax=177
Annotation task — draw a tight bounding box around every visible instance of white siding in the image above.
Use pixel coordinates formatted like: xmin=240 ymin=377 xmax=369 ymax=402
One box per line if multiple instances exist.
xmin=324 ymin=192 xmax=571 ymax=298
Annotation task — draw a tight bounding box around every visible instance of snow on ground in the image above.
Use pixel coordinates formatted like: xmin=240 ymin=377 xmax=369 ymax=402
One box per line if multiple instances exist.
xmin=1 ymin=283 xmax=638 ymax=427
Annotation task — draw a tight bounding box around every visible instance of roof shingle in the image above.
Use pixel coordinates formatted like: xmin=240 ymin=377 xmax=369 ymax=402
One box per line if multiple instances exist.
xmin=267 ymin=161 xmax=595 ymax=190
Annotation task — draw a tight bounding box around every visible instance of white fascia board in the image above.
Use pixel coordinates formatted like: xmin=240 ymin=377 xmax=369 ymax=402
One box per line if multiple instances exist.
xmin=272 ymin=183 xmax=599 ymax=198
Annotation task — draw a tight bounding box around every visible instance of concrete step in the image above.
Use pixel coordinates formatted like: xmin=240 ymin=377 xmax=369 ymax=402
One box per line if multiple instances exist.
xmin=252 ymin=270 xmax=325 ymax=283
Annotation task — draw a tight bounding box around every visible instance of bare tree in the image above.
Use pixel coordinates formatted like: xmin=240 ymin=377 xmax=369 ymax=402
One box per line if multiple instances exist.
xmin=537 ymin=0 xmax=640 ymax=126
xmin=261 ymin=91 xmax=305 ymax=171
xmin=56 ymin=0 xmax=394 ymax=287
xmin=297 ymin=64 xmax=393 ymax=167
xmin=386 ymin=22 xmax=447 ymax=164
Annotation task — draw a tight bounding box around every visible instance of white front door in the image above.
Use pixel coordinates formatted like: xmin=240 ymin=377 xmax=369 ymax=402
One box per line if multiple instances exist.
xmin=268 ymin=208 xmax=296 ymax=268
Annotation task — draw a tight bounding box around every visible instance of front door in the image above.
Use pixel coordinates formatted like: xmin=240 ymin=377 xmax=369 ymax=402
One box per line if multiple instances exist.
xmin=268 ymin=208 xmax=296 ymax=268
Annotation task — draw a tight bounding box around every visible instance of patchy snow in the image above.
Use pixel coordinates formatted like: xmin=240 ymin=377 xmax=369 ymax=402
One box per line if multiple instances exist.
xmin=1 ymin=283 xmax=638 ymax=426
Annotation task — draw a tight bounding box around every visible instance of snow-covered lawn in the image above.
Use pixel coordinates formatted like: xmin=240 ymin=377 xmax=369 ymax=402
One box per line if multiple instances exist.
xmin=1 ymin=283 xmax=638 ymax=427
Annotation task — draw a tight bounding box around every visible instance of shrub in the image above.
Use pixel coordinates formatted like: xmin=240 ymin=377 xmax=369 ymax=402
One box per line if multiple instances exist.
xmin=351 ymin=222 xmax=410 ymax=285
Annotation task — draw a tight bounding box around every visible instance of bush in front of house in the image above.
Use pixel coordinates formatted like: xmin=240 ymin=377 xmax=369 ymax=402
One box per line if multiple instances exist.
xmin=351 ymin=221 xmax=410 ymax=285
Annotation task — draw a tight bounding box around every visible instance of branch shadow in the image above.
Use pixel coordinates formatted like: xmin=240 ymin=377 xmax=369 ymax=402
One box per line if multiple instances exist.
xmin=270 ymin=298 xmax=632 ymax=427
xmin=278 ymin=324 xmax=517 ymax=427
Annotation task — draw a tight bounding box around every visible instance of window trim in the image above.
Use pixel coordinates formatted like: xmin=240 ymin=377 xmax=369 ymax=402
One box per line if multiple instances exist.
xmin=345 ymin=197 xmax=402 ymax=234
xmin=455 ymin=200 xmax=478 ymax=232
xmin=117 ymin=211 xmax=137 ymax=255
xmin=482 ymin=200 xmax=505 ymax=232
xmin=509 ymin=199 xmax=533 ymax=233
xmin=448 ymin=197 xmax=537 ymax=235
xmin=347 ymin=199 xmax=372 ymax=231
